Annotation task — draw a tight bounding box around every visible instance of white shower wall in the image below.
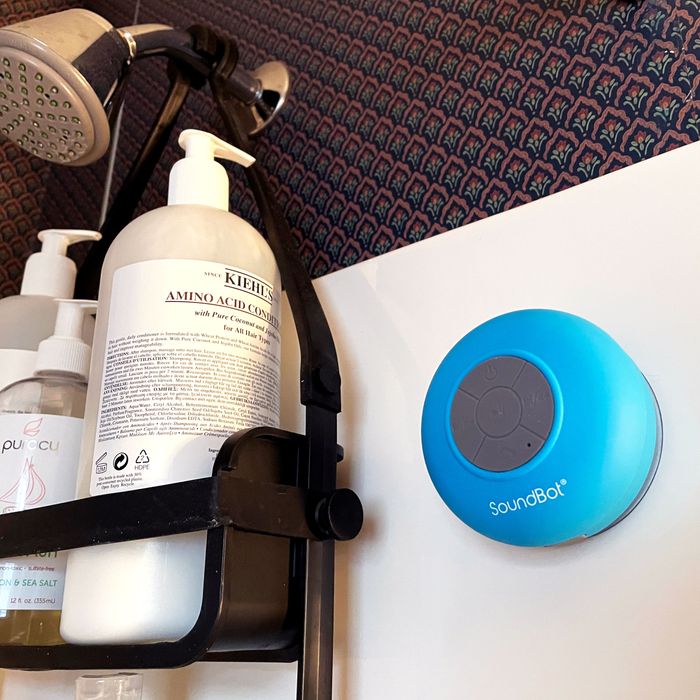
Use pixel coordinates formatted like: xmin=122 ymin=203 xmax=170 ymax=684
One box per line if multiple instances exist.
xmin=1 ymin=141 xmax=699 ymax=699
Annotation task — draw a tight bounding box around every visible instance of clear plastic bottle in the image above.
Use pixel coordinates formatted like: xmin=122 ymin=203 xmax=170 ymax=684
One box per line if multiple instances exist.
xmin=75 ymin=673 xmax=143 ymax=700
xmin=0 ymin=300 xmax=95 ymax=644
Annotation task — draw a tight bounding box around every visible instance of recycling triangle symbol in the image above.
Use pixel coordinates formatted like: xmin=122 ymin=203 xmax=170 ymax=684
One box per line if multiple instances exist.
xmin=136 ymin=449 xmax=150 ymax=464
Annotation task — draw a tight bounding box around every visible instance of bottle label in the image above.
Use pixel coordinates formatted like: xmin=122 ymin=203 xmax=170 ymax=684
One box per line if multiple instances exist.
xmin=90 ymin=259 xmax=281 ymax=495
xmin=0 ymin=413 xmax=83 ymax=610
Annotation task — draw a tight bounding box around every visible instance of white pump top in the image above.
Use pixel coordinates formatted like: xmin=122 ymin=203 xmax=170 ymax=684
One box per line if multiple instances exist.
xmin=167 ymin=129 xmax=256 ymax=211
xmin=34 ymin=299 xmax=98 ymax=379
xmin=20 ymin=229 xmax=102 ymax=298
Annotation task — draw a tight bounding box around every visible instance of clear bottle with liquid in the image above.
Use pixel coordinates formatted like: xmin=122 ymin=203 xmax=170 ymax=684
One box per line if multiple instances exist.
xmin=0 ymin=300 xmax=95 ymax=644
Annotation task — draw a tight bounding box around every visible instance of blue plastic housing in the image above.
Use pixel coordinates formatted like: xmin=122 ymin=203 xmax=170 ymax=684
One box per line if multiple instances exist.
xmin=421 ymin=309 xmax=661 ymax=547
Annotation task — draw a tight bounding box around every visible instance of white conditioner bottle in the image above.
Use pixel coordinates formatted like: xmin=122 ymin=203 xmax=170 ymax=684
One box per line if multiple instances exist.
xmin=60 ymin=129 xmax=281 ymax=644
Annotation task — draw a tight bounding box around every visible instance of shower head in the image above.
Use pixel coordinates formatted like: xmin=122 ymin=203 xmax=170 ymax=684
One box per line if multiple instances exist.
xmin=0 ymin=9 xmax=290 ymax=166
xmin=0 ymin=9 xmax=125 ymax=165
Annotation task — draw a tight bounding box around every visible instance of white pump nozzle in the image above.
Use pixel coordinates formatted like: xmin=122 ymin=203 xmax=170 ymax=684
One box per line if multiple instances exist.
xmin=35 ymin=299 xmax=98 ymax=379
xmin=178 ymin=129 xmax=256 ymax=166
xmin=167 ymin=129 xmax=256 ymax=211
xmin=21 ymin=229 xmax=102 ymax=298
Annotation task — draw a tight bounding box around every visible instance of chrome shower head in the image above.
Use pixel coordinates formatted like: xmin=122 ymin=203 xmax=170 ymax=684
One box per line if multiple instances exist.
xmin=0 ymin=9 xmax=128 ymax=165
xmin=0 ymin=9 xmax=290 ymax=166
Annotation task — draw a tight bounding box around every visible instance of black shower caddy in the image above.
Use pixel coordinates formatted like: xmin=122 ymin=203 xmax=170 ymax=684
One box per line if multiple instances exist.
xmin=0 ymin=28 xmax=362 ymax=700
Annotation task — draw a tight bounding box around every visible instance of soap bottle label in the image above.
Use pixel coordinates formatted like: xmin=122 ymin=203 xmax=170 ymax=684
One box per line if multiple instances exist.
xmin=0 ymin=413 xmax=83 ymax=610
xmin=90 ymin=259 xmax=281 ymax=495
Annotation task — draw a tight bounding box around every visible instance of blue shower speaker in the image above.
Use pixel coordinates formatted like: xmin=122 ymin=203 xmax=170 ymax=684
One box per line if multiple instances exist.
xmin=421 ymin=309 xmax=662 ymax=547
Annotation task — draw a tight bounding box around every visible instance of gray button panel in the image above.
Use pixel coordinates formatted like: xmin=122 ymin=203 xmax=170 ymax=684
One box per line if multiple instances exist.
xmin=450 ymin=356 xmax=554 ymax=472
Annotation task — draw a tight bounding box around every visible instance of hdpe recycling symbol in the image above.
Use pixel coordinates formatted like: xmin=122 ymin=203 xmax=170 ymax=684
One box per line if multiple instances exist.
xmin=113 ymin=452 xmax=129 ymax=470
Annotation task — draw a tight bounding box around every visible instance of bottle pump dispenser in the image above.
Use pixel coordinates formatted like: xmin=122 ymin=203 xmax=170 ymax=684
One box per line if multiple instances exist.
xmin=168 ymin=129 xmax=255 ymax=209
xmin=0 ymin=229 xmax=101 ymax=390
xmin=20 ymin=231 xmax=102 ymax=299
xmin=33 ymin=299 xmax=97 ymax=378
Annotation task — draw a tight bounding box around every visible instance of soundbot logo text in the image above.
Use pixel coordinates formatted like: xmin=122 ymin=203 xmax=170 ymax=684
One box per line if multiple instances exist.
xmin=489 ymin=479 xmax=567 ymax=516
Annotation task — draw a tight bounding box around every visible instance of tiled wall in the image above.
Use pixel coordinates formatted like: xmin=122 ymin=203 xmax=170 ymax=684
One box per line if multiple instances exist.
xmin=1 ymin=0 xmax=699 ymax=295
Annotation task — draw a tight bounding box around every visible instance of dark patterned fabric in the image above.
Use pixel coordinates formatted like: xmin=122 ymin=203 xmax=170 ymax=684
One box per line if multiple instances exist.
xmin=0 ymin=0 xmax=79 ymax=297
xmin=3 ymin=0 xmax=700 ymax=293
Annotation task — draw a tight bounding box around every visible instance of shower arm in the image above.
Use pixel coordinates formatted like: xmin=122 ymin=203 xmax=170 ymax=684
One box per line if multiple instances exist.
xmin=119 ymin=24 xmax=263 ymax=106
